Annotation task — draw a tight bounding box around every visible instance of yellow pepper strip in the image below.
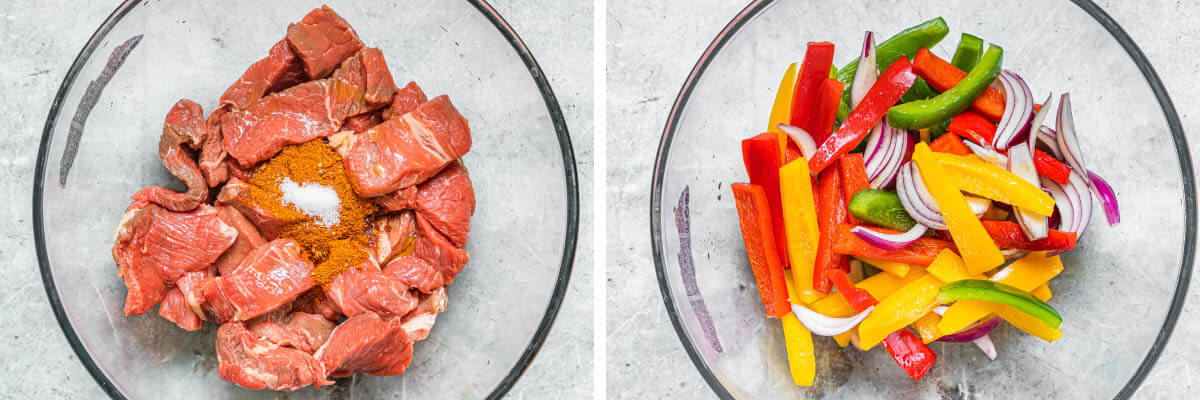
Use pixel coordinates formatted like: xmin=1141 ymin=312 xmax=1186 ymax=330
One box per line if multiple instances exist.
xmin=769 ymin=62 xmax=798 ymax=156
xmin=858 ymin=257 xmax=911 ymax=278
xmin=810 ymin=268 xmax=928 ymax=318
xmin=925 ymin=249 xmax=986 ymax=283
xmin=780 ymin=313 xmax=816 ymax=386
xmin=857 ymin=274 xmax=942 ymax=350
xmin=833 ymin=331 xmax=853 ymax=347
xmin=1032 ymin=284 xmax=1052 ymax=301
xmin=938 ymin=252 xmax=1063 ymax=334
xmin=780 ymin=159 xmax=822 ymax=304
xmin=913 ymin=143 xmax=1005 ymax=274
xmin=911 ymin=313 xmax=944 ymax=343
xmin=994 ymin=303 xmax=1063 ymax=342
xmin=933 ymin=152 xmax=1055 ymax=216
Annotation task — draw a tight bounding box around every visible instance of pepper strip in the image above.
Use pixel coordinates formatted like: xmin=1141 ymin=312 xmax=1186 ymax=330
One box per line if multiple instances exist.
xmin=982 ymin=220 xmax=1077 ymax=252
xmin=858 ymin=257 xmax=912 ymax=278
xmin=768 ymin=62 xmax=799 ymax=155
xmin=908 ymin=47 xmax=1006 ymax=123
xmin=780 ymin=159 xmax=822 ymax=303
xmin=780 ymin=313 xmax=816 ymax=386
xmin=810 ymin=79 xmax=846 ymax=145
xmin=791 ymin=42 xmax=836 ymax=135
xmin=810 ymin=268 xmax=928 ymax=319
xmin=832 ymin=224 xmax=956 ymax=267
xmin=1034 ymin=150 xmax=1072 ymax=185
xmin=911 ymin=313 xmax=944 ymax=343
xmin=826 ymin=269 xmax=878 ymax=312
xmin=934 ymin=152 xmax=1055 ymax=215
xmin=947 ymin=111 xmax=996 ymax=145
xmin=810 ymin=57 xmax=917 ymax=174
xmin=840 ymin=153 xmax=872 ymax=207
xmin=837 ymin=17 xmax=950 ymax=104
xmin=813 ymin=165 xmax=849 ymax=293
xmin=731 ymin=183 xmax=791 ymax=317
xmin=890 ymin=46 xmax=1004 ymax=129
xmin=937 ymin=280 xmax=1063 ymax=328
xmin=938 ymin=252 xmax=1063 ymax=334
xmin=857 ymin=251 xmax=972 ymax=349
xmin=950 ymin=33 xmax=984 ymax=72
xmin=929 ymin=132 xmax=971 ymax=155
xmin=881 ymin=329 xmax=938 ymax=381
xmin=913 ymin=143 xmax=1004 ymax=273
xmin=1032 ymin=284 xmax=1052 ymax=301
xmin=743 ymin=132 xmax=790 ymax=268
xmin=993 ymin=303 xmax=1063 ymax=342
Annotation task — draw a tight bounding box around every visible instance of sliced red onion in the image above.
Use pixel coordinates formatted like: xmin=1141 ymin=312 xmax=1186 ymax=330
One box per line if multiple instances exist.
xmin=1041 ymin=172 xmax=1093 ymax=240
xmin=938 ymin=316 xmax=1002 ymax=342
xmin=852 ymin=224 xmax=928 ymax=250
xmin=1055 ymin=93 xmax=1090 ymax=178
xmin=1088 ymin=170 xmax=1120 ymax=226
xmin=777 ymin=124 xmax=817 ymax=160
xmin=993 ymin=70 xmax=1035 ymax=150
xmin=791 ymin=304 xmax=875 ymax=336
xmin=898 ymin=163 xmax=947 ymax=230
xmin=864 ymin=123 xmax=886 ymax=166
xmin=873 ymin=125 xmax=910 ymax=188
xmin=1008 ymin=142 xmax=1048 ymax=240
xmin=1037 ymin=126 xmax=1062 ymax=159
xmin=850 ymin=31 xmax=877 ymax=109
xmin=1001 ymin=248 xmax=1030 ymax=260
xmin=866 ymin=119 xmax=909 ymax=189
xmin=973 ymin=334 xmax=998 ymax=360
xmin=964 ymin=140 xmax=1008 ymax=167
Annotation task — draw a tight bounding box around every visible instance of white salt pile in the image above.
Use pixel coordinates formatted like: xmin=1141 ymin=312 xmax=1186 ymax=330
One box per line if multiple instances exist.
xmin=278 ymin=177 xmax=342 ymax=227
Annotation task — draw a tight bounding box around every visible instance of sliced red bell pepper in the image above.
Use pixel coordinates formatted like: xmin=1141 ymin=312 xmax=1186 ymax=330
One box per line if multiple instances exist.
xmin=809 ymin=57 xmax=917 ymax=175
xmin=832 ymin=224 xmax=957 ymax=266
xmin=881 ymin=328 xmax=938 ymax=381
xmin=929 ymin=132 xmax=971 ymax=155
xmin=813 ymin=165 xmax=850 ymax=293
xmin=1034 ymin=149 xmax=1072 ymax=185
xmin=981 ymin=220 xmax=1077 ymax=252
xmin=742 ymin=132 xmax=790 ymax=269
xmin=840 ymin=153 xmax=871 ymax=205
xmin=946 ymin=111 xmax=996 ymax=146
xmin=810 ymin=79 xmax=846 ymax=145
xmin=731 ymin=183 xmax=791 ymax=318
xmin=790 ymin=42 xmax=836 ymax=134
xmin=825 ymin=269 xmax=878 ymax=312
xmin=912 ymin=47 xmax=1005 ymax=123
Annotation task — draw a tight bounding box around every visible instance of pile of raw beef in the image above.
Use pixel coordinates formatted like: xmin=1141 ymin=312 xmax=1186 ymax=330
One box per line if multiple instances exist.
xmin=110 ymin=6 xmax=475 ymax=391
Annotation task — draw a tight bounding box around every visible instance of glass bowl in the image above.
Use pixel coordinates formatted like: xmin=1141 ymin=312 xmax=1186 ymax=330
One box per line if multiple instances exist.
xmin=651 ymin=0 xmax=1193 ymax=398
xmin=33 ymin=1 xmax=578 ymax=398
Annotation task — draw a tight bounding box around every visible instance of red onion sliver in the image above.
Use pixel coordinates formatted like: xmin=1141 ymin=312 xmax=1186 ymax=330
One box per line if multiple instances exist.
xmin=1056 ymin=93 xmax=1090 ymax=176
xmin=850 ymin=31 xmax=877 ymax=109
xmin=791 ymin=304 xmax=875 ymax=336
xmin=1088 ymin=170 xmax=1120 ymax=226
xmin=851 ymin=224 xmax=928 ymax=250
xmin=1008 ymin=142 xmax=1048 ymax=240
xmin=973 ymin=334 xmax=998 ymax=360
xmin=993 ymin=71 xmax=1034 ymax=150
xmin=777 ymin=124 xmax=817 ymax=160
xmin=897 ymin=163 xmax=947 ymax=229
xmin=938 ymin=317 xmax=1001 ymax=342
xmin=964 ymin=140 xmax=1008 ymax=167
xmin=1038 ymin=126 xmax=1062 ymax=158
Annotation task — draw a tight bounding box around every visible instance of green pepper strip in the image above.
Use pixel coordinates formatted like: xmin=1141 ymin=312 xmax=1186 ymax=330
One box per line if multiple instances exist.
xmin=836 ymin=17 xmax=949 ymax=109
xmin=887 ymin=45 xmax=1003 ymax=130
xmin=849 ymin=189 xmax=916 ymax=231
xmin=936 ymin=279 xmax=1063 ymax=328
xmin=950 ymin=33 xmax=984 ymax=72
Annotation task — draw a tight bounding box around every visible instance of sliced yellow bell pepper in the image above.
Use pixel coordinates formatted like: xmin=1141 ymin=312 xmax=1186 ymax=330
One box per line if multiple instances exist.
xmin=994 ymin=303 xmax=1063 ymax=342
xmin=934 ymin=152 xmax=1055 ymax=216
xmin=780 ymin=313 xmax=816 ymax=386
xmin=856 ymin=276 xmax=943 ymax=350
xmin=938 ymin=252 xmax=1063 ymax=334
xmin=1032 ymin=284 xmax=1052 ymax=301
xmin=809 ymin=268 xmax=928 ymax=318
xmin=769 ymin=62 xmax=798 ymax=156
xmin=780 ymin=159 xmax=822 ymax=304
xmin=911 ymin=312 xmax=944 ymax=343
xmin=858 ymin=257 xmax=911 ymax=278
xmin=925 ymin=249 xmax=986 ymax=283
xmin=913 ymin=143 xmax=1004 ymax=274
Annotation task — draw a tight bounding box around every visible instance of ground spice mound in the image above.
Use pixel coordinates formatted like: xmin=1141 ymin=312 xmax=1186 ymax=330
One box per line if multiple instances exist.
xmin=244 ymin=140 xmax=378 ymax=283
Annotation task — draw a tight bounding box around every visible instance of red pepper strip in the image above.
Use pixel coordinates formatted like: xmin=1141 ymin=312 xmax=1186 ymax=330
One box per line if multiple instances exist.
xmin=912 ymin=47 xmax=1005 ymax=123
xmin=929 ymin=133 xmax=971 ymax=156
xmin=809 ymin=57 xmax=917 ymax=175
xmin=981 ymin=220 xmax=1077 ymax=252
xmin=1034 ymin=149 xmax=1072 ymax=185
xmin=813 ymin=166 xmax=850 ymax=293
xmin=832 ymin=224 xmax=956 ymax=266
xmin=809 ymin=79 xmax=846 ymax=145
xmin=731 ymin=183 xmax=792 ymax=318
xmin=946 ymin=111 xmax=996 ymax=146
xmin=839 ymin=153 xmax=871 ymax=224
xmin=790 ymin=42 xmax=836 ymax=134
xmin=784 ymin=136 xmax=803 ymax=164
xmin=742 ymin=132 xmax=790 ymax=269
xmin=825 ymin=269 xmax=878 ymax=312
xmin=881 ymin=329 xmax=938 ymax=381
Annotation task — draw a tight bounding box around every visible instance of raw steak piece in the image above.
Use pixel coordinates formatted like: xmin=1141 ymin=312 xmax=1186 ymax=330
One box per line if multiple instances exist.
xmin=217 ymin=321 xmax=332 ymax=391
xmin=411 ymin=161 xmax=474 ymax=247
xmin=316 ymin=313 xmax=413 ymax=378
xmin=247 ymin=311 xmax=336 ymax=354
xmin=158 ymin=287 xmax=203 ymax=331
xmin=176 ymin=269 xmax=214 ymax=319
xmin=112 ymin=203 xmax=236 ymax=315
xmin=286 ymin=6 xmax=363 ymax=79
xmin=213 ymin=205 xmax=268 ymax=276
xmin=343 ymin=110 xmax=383 ymax=134
xmin=384 ymin=215 xmax=469 ymax=293
xmin=401 ymin=286 xmax=447 ymax=342
xmin=361 ymin=48 xmax=396 ymax=104
xmin=381 ymin=81 xmax=428 ymax=120
xmin=210 ymin=239 xmax=316 ymax=321
xmin=323 ymin=258 xmax=418 ymax=318
xmin=371 ymin=211 xmax=417 ymax=263
xmin=220 ymin=80 xmax=336 ymax=167
xmin=327 ymin=49 xmax=395 ymax=123
xmin=374 ymin=186 xmax=416 ymax=213
xmin=215 ymin=177 xmax=307 ymax=240
xmin=342 ymin=96 xmax=472 ymax=197
xmin=220 ymin=39 xmax=308 ymax=110
xmin=292 ymin=288 xmax=344 ymax=322
xmin=131 ymin=99 xmax=211 ymax=212
xmin=199 ymin=107 xmax=230 ymax=187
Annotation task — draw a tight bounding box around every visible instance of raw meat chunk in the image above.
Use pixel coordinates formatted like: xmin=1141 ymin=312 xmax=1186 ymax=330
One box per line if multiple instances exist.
xmin=199 ymin=107 xmax=230 ymax=187
xmin=220 ymin=80 xmax=337 ymax=167
xmin=176 ymin=269 xmax=214 ymax=319
xmin=323 ymin=258 xmax=418 ymax=318
xmin=384 ymin=215 xmax=469 ymax=293
xmin=216 ymin=321 xmax=332 ymax=391
xmin=247 ymin=311 xmax=336 ymax=354
xmin=361 ymin=48 xmax=396 ymax=104
xmin=285 ymin=6 xmax=363 ymax=79
xmin=212 ymin=205 xmax=268 ymax=276
xmin=373 ymin=186 xmax=416 ymax=213
xmin=316 ymin=313 xmax=413 ymax=378
xmin=158 ymin=287 xmax=203 ymax=331
xmin=371 ymin=211 xmax=417 ymax=263
xmin=131 ymin=99 xmax=211 ymax=212
xmin=401 ymin=286 xmax=447 ymax=342
xmin=215 ymin=177 xmax=307 ymax=240
xmin=220 ymin=39 xmax=308 ymax=110
xmin=381 ymin=81 xmax=427 ymax=120
xmin=342 ymin=96 xmax=472 ymax=197
xmin=343 ymin=110 xmax=383 ymax=134
xmin=411 ymin=161 xmax=474 ymax=247
xmin=213 ymin=239 xmax=316 ymax=321
xmin=327 ymin=49 xmax=395 ymax=123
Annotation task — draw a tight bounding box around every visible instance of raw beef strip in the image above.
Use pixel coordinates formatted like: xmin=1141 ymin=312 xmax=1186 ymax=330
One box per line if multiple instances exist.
xmin=220 ymin=39 xmax=308 ymax=110
xmin=220 ymin=80 xmax=336 ymax=167
xmin=316 ymin=313 xmax=413 ymax=378
xmin=247 ymin=311 xmax=336 ymax=354
xmin=384 ymin=215 xmax=469 ymax=293
xmin=371 ymin=211 xmax=417 ymax=263
xmin=410 ymin=161 xmax=474 ymax=247
xmin=208 ymin=239 xmax=316 ymax=321
xmin=112 ymin=203 xmax=236 ymax=315
xmin=199 ymin=107 xmax=230 ymax=187
xmin=215 ymin=177 xmax=308 ymax=240
xmin=217 ymin=321 xmax=332 ymax=391
xmin=342 ymin=95 xmax=472 ymax=197
xmin=401 ymin=286 xmax=447 ymax=342
xmin=212 ymin=205 xmax=268 ymax=276
xmin=381 ymin=81 xmax=428 ymax=120
xmin=361 ymin=48 xmax=396 ymax=104
xmin=131 ymin=99 xmax=211 ymax=212
xmin=323 ymin=258 xmax=418 ymax=318
xmin=327 ymin=49 xmax=395 ymax=123
xmin=158 ymin=287 xmax=203 ymax=331
xmin=286 ymin=6 xmax=363 ymax=79
xmin=343 ymin=110 xmax=383 ymax=134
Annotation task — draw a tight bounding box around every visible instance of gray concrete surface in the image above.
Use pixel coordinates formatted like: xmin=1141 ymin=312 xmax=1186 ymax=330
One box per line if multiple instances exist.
xmin=0 ymin=0 xmax=592 ymax=398
xmin=606 ymin=1 xmax=1200 ymax=399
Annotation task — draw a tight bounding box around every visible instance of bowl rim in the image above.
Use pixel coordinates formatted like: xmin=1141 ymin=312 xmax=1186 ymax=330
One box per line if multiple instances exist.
xmin=649 ymin=0 xmax=1195 ymax=398
xmin=30 ymin=1 xmax=579 ymax=399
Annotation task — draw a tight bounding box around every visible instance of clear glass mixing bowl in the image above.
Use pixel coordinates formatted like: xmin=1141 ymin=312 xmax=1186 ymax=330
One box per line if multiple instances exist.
xmin=33 ymin=1 xmax=578 ymax=398
xmin=651 ymin=1 xmax=1193 ymax=398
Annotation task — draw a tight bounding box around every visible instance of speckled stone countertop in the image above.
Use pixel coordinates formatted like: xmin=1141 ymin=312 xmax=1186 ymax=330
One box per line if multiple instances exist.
xmin=0 ymin=0 xmax=592 ymax=398
xmin=607 ymin=1 xmax=1199 ymax=399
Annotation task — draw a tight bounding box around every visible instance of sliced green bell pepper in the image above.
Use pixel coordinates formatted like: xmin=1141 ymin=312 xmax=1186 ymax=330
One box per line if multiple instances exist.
xmin=849 ymin=189 xmax=916 ymax=231
xmin=950 ymin=33 xmax=984 ymax=72
xmin=837 ymin=18 xmax=949 ymax=107
xmin=936 ymin=279 xmax=1062 ymax=328
xmin=887 ymin=45 xmax=1003 ymax=130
